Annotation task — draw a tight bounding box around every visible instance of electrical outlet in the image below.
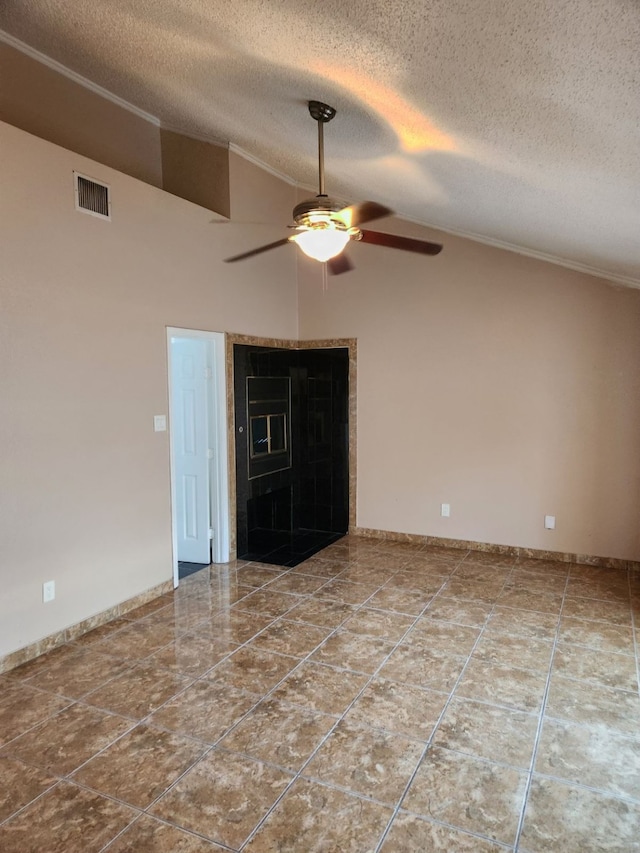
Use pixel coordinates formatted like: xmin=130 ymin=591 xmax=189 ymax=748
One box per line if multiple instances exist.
xmin=43 ymin=580 xmax=55 ymax=603
xmin=544 ymin=515 xmax=556 ymax=530
xmin=441 ymin=503 xmax=450 ymax=517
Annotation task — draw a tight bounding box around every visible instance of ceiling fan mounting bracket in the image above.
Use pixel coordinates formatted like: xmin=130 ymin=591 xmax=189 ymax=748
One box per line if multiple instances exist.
xmin=292 ymin=196 xmax=346 ymax=228
xmin=308 ymin=101 xmax=336 ymax=123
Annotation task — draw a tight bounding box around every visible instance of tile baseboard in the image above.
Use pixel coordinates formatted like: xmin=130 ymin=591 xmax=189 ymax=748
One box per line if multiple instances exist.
xmin=351 ymin=526 xmax=640 ymax=571
xmin=0 ymin=579 xmax=174 ymax=674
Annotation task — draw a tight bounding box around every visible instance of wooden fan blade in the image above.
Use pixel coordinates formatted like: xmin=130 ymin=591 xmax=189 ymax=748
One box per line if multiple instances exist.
xmin=335 ymin=201 xmax=392 ymax=229
xmin=359 ymin=230 xmax=443 ymax=255
xmin=224 ymin=237 xmax=291 ymax=262
xmin=327 ymin=252 xmax=354 ymax=276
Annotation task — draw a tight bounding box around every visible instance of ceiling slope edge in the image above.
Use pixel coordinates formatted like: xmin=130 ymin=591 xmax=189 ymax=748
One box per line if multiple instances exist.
xmin=0 ymin=28 xmax=159 ymax=125
xmin=2 ymin=27 xmax=637 ymax=289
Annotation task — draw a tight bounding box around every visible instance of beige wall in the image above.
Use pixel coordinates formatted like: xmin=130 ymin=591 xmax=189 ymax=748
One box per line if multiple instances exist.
xmin=0 ymin=120 xmax=297 ymax=658
xmin=297 ymin=219 xmax=640 ymax=561
xmin=0 ymin=41 xmax=163 ymax=187
xmin=161 ymin=129 xmax=231 ymax=218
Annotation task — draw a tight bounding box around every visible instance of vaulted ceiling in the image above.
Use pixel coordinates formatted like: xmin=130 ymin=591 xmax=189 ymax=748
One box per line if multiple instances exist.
xmin=1 ymin=0 xmax=639 ymax=285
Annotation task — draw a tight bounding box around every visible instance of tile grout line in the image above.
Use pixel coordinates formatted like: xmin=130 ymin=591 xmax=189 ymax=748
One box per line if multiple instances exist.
xmin=371 ymin=555 xmax=521 ymax=853
xmin=512 ymin=568 xmax=572 ymax=851
xmin=234 ymin=550 xmax=471 ymax=851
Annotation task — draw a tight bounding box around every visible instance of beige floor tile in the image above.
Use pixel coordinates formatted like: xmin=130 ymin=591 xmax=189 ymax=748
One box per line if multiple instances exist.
xmin=366 ymin=586 xmax=432 ymax=615
xmin=516 ymin=558 xmax=570 ymax=574
xmin=546 ymin=673 xmax=640 ymax=737
xmin=485 ymin=606 xmax=559 ymax=640
xmin=221 ymin=697 xmax=336 ymax=772
xmin=2 ymin=702 xmax=132 ymax=775
xmin=92 ymin=620 xmax=186 ymax=660
xmin=504 ymin=569 xmax=568 ymax=594
xmin=26 ymin=648 xmax=133 ymax=698
xmin=206 ymin=646 xmax=299 ymax=693
xmin=561 ymin=596 xmax=632 ymax=626
xmin=84 ymin=662 xmax=191 ymax=719
xmin=453 ymin=564 xmax=511 ymax=583
xmin=313 ymin=579 xmax=381 ymax=605
xmin=404 ymin=618 xmax=481 ymax=657
xmin=341 ymin=607 xmax=414 ymax=640
xmin=0 ymin=782 xmax=136 ymax=853
xmin=3 ymin=643 xmax=84 ymax=681
xmin=72 ymin=723 xmax=207 ymax=808
xmin=309 ymin=630 xmax=396 ymax=674
xmin=0 ymin=681 xmax=71 ymax=746
xmin=535 ymin=717 xmax=640 ymax=801
xmin=123 ymin=594 xmax=175 ymax=620
xmin=422 ymin=596 xmax=494 ymax=627
xmin=145 ymin=633 xmax=238 ymax=677
xmin=103 ymin=814 xmax=226 ymax=852
xmin=455 ymin=659 xmax=548 ymax=712
xmin=247 ymin=619 xmax=330 ymax=657
xmin=243 ymin=778 xmax=392 ymax=852
xmin=352 ymin=551 xmax=413 ymax=571
xmin=150 ymin=680 xmax=259 ymax=743
xmin=283 ymin=597 xmax=356 ymax=628
xmin=71 ymin=617 xmax=134 ymax=648
xmin=440 ymin=578 xmax=505 ymax=603
xmin=380 ymin=813 xmax=505 ymax=852
xmin=383 ymin=573 xmax=446 ymax=595
xmin=345 ymin=677 xmax=447 ymax=741
xmin=0 ymin=755 xmax=57 ymax=822
xmin=264 ymin=572 xmax=329 ymax=595
xmin=565 ymin=580 xmax=630 ymax=604
xmin=472 ymin=633 xmax=554 ymax=673
xmin=519 ymin=776 xmax=640 ymax=852
xmin=557 ymin=615 xmax=635 ymax=654
xmin=150 ymin=750 xmax=292 ymax=849
xmin=192 ymin=610 xmax=273 ymax=644
xmin=231 ymin=589 xmax=303 ymax=618
xmin=379 ymin=643 xmax=468 ymax=692
xmin=334 ymin=564 xmax=398 ymax=585
xmin=270 ymin=661 xmax=369 ymax=715
xmin=291 ymin=557 xmax=348 ymax=578
xmin=403 ymin=746 xmax=527 ymax=845
xmin=552 ymin=642 xmax=638 ymax=691
xmin=433 ymin=697 xmax=539 ymax=768
xmin=233 ymin=566 xmax=284 ymax=587
xmin=460 ymin=552 xmax=516 ymax=569
xmin=205 ymin=644 xmax=300 ymax=694
xmin=303 ymin=718 xmax=424 ymax=805
xmin=496 ymin=588 xmax=563 ymax=613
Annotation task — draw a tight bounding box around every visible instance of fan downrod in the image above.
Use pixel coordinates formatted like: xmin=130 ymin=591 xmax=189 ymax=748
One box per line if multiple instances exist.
xmin=308 ymin=101 xmax=336 ymax=123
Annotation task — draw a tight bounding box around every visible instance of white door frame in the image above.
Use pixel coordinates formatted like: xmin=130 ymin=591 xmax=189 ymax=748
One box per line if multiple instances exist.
xmin=167 ymin=328 xmax=230 ymax=587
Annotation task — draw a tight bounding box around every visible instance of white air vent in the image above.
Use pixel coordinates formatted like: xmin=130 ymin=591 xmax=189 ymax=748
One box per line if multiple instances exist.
xmin=73 ymin=171 xmax=111 ymax=220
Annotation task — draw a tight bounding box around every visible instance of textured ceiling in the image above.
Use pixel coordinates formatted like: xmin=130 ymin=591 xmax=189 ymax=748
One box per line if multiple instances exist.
xmin=1 ymin=0 xmax=639 ymax=285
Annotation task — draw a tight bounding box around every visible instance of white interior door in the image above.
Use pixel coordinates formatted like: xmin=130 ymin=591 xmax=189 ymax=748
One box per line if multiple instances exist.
xmin=171 ymin=337 xmax=211 ymax=563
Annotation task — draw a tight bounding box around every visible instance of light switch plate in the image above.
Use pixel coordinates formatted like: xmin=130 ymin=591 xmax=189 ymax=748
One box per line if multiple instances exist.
xmin=154 ymin=415 xmax=167 ymax=432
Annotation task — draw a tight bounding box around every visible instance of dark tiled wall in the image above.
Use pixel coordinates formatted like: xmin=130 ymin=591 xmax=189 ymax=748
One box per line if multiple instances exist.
xmin=234 ymin=344 xmax=349 ymax=562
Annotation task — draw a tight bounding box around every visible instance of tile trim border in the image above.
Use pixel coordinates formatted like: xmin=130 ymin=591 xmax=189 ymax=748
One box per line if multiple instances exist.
xmin=0 ymin=579 xmax=174 ymax=674
xmin=225 ymin=334 xmax=357 ymax=559
xmin=352 ymin=526 xmax=640 ymax=571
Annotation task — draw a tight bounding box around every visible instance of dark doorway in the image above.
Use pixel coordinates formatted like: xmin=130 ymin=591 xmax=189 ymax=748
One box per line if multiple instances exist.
xmin=234 ymin=344 xmax=349 ymax=566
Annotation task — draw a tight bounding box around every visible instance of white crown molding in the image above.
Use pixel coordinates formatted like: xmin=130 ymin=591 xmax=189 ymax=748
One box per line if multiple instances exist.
xmin=229 ymin=143 xmax=298 ymax=186
xmin=400 ymin=214 xmax=640 ymax=289
xmin=160 ymin=122 xmax=228 ymax=148
xmin=0 ymin=28 xmax=160 ymax=126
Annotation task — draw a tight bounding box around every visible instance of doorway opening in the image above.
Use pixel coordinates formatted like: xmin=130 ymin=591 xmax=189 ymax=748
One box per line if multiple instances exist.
xmin=167 ymin=329 xmax=229 ymax=587
xmin=233 ymin=343 xmax=349 ymax=567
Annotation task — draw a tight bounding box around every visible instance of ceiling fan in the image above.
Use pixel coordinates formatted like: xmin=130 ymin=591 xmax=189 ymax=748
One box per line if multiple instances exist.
xmin=224 ymin=100 xmax=443 ymax=275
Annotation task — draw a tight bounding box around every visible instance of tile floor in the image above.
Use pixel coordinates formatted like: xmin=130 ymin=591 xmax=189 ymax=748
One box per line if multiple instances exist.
xmin=1 ymin=536 xmax=639 ymax=852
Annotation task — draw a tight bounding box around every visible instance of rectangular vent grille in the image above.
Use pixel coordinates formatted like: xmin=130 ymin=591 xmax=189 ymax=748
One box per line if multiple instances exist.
xmin=74 ymin=172 xmax=111 ymax=220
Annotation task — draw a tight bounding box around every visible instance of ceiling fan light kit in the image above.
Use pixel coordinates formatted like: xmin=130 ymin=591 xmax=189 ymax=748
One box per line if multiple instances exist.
xmin=224 ymin=101 xmax=442 ymax=274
